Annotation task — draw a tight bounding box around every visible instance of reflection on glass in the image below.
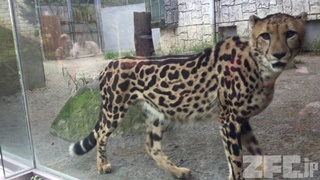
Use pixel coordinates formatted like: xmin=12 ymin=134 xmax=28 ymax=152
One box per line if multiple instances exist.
xmin=0 ymin=0 xmax=37 ymax=178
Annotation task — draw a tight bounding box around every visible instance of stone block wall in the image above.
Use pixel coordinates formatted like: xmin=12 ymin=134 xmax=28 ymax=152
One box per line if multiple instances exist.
xmin=160 ymin=0 xmax=214 ymax=53
xmin=0 ymin=1 xmax=12 ymax=29
xmin=0 ymin=0 xmax=38 ymax=40
xmin=0 ymin=0 xmax=46 ymax=92
xmin=216 ymin=0 xmax=320 ymax=37
xmin=159 ymin=0 xmax=320 ymax=53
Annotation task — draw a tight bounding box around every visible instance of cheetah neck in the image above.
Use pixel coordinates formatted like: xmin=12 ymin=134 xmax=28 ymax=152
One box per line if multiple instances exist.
xmin=252 ymin=50 xmax=282 ymax=89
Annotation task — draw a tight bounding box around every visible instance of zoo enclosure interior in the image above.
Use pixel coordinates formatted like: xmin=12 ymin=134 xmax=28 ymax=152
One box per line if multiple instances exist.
xmin=1 ymin=0 xmax=320 ymax=179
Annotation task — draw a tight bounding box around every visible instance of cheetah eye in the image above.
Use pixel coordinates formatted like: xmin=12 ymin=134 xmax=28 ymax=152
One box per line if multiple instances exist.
xmin=260 ymin=33 xmax=270 ymax=40
xmin=286 ymin=31 xmax=296 ymax=38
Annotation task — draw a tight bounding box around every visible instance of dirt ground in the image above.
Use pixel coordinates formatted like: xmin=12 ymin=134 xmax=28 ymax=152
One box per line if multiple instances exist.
xmin=1 ymin=54 xmax=320 ymax=179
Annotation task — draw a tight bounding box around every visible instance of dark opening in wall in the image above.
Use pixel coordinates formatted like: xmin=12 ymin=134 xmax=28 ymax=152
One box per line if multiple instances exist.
xmin=218 ymin=25 xmax=237 ymax=41
xmin=304 ymin=20 xmax=320 ymax=52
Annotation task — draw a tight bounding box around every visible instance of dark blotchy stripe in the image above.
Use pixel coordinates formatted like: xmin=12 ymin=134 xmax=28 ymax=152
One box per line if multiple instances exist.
xmin=160 ymin=66 xmax=169 ymax=78
xmin=170 ymin=96 xmax=184 ymax=107
xmin=147 ymin=75 xmax=157 ymax=87
xmin=172 ymin=83 xmax=185 ymax=91
xmin=118 ymin=80 xmax=130 ymax=91
xmin=120 ymin=62 xmax=136 ymax=70
xmin=123 ymin=54 xmax=197 ymax=60
xmin=111 ymin=74 xmax=119 ymax=91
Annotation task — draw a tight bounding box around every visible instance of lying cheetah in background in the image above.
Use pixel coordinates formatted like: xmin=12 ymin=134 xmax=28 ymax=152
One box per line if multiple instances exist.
xmin=69 ymin=12 xmax=307 ymax=179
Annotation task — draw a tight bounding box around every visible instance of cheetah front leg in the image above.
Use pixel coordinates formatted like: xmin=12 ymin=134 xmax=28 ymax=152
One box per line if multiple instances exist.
xmin=147 ymin=118 xmax=191 ymax=179
xmin=240 ymin=120 xmax=262 ymax=155
xmin=220 ymin=118 xmax=244 ymax=180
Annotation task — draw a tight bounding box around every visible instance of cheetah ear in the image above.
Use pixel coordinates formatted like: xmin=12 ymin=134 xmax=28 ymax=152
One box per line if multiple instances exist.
xmin=295 ymin=12 xmax=308 ymax=23
xmin=249 ymin=15 xmax=260 ymax=28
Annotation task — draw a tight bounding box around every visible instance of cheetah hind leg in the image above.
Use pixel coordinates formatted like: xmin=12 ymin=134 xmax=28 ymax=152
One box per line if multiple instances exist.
xmin=146 ymin=118 xmax=191 ymax=179
xmin=96 ymin=106 xmax=126 ymax=174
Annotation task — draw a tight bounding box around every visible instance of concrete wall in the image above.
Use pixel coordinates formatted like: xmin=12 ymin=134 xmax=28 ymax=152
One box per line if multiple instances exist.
xmin=0 ymin=0 xmax=45 ymax=92
xmin=0 ymin=0 xmax=39 ymax=40
xmin=216 ymin=0 xmax=320 ymax=38
xmin=159 ymin=0 xmax=320 ymax=52
xmin=101 ymin=3 xmax=160 ymax=52
xmin=0 ymin=0 xmax=12 ymax=29
xmin=159 ymin=0 xmax=214 ymax=53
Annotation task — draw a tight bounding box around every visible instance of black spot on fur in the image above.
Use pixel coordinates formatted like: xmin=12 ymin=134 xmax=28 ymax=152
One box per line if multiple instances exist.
xmin=120 ymin=73 xmax=128 ymax=78
xmin=244 ymin=59 xmax=251 ymax=72
xmin=113 ymin=61 xmax=119 ymax=69
xmin=224 ymin=66 xmax=230 ymax=76
xmin=241 ymin=110 xmax=250 ymax=116
xmin=160 ymin=81 xmax=169 ymax=88
xmin=146 ymin=66 xmax=155 ymax=75
xmin=138 ymin=80 xmax=145 ymax=87
xmin=229 ymin=123 xmax=237 ymax=139
xmin=219 ymin=54 xmax=232 ymax=61
xmin=152 ymin=133 xmax=162 ymax=141
xmin=113 ymin=113 xmax=119 ymax=120
xmin=181 ymin=69 xmax=190 ymax=79
xmin=217 ymin=64 xmax=222 ymax=73
xmin=170 ymin=96 xmax=183 ymax=107
xmin=115 ymin=95 xmax=122 ymax=104
xmin=106 ymin=120 xmax=111 ymax=128
xmin=139 ymin=69 xmax=145 ymax=79
xmin=172 ymin=83 xmax=185 ymax=91
xmin=232 ymin=36 xmax=240 ymax=42
xmin=147 ymin=75 xmax=157 ymax=87
xmin=186 ymin=61 xmax=195 ymax=68
xmin=148 ymin=93 xmax=155 ymax=99
xmin=123 ymin=94 xmax=130 ymax=103
xmin=234 ymin=101 xmax=244 ymax=107
xmin=153 ymin=119 xmax=159 ymax=127
xmin=118 ymin=80 xmax=130 ymax=91
xmin=159 ymin=96 xmax=169 ymax=108
xmin=232 ymin=144 xmax=240 ymax=156
xmin=160 ymin=66 xmax=169 ymax=78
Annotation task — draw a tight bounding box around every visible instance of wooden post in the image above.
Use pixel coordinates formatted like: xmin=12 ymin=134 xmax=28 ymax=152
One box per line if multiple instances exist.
xmin=134 ymin=12 xmax=155 ymax=56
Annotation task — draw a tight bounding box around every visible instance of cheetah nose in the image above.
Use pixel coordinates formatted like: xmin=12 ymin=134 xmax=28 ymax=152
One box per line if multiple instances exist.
xmin=272 ymin=52 xmax=286 ymax=60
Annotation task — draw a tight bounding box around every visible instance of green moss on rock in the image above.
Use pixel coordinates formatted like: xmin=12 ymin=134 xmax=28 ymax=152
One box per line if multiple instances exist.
xmin=50 ymin=85 xmax=145 ymax=142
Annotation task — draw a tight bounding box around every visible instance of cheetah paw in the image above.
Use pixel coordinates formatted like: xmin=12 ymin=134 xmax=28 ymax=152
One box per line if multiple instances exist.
xmin=98 ymin=163 xmax=112 ymax=174
xmin=174 ymin=167 xmax=191 ymax=179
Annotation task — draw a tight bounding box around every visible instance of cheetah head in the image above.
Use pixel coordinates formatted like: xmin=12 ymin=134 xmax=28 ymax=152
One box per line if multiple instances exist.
xmin=249 ymin=12 xmax=307 ymax=72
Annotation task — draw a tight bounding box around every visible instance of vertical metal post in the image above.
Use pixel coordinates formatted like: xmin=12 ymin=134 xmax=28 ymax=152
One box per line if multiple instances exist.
xmin=0 ymin=146 xmax=5 ymax=177
xmin=210 ymin=0 xmax=217 ymax=43
xmin=7 ymin=0 xmax=36 ymax=168
xmin=35 ymin=0 xmax=46 ymax=61
xmin=67 ymin=0 xmax=75 ymax=43
xmin=95 ymin=0 xmax=103 ymax=51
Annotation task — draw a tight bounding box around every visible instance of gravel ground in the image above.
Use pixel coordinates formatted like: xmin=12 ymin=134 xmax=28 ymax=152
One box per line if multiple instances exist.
xmin=1 ymin=54 xmax=320 ymax=179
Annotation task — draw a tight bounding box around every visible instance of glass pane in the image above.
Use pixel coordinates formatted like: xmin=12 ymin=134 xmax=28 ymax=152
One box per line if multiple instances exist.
xmin=5 ymin=0 xmax=319 ymax=180
xmin=0 ymin=0 xmax=34 ymax=177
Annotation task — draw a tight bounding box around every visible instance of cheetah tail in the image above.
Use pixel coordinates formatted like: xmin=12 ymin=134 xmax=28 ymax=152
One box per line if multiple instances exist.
xmin=68 ymin=130 xmax=97 ymax=156
xmin=69 ymin=106 xmax=102 ymax=156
